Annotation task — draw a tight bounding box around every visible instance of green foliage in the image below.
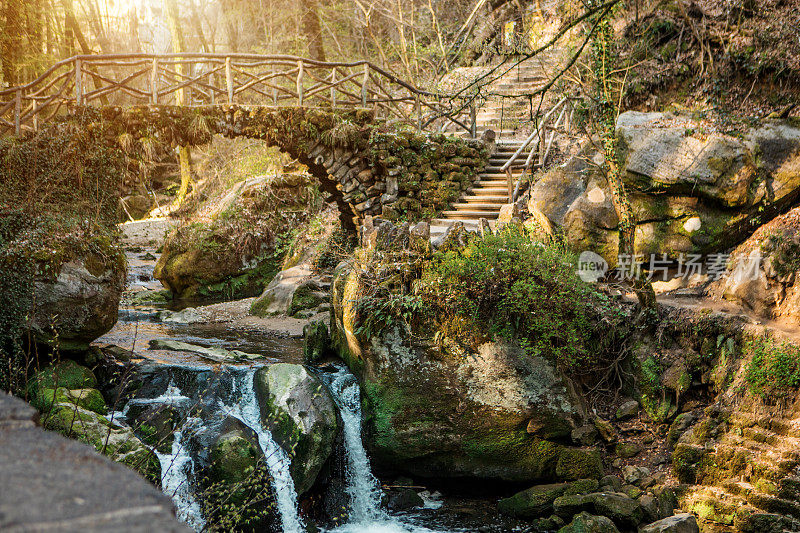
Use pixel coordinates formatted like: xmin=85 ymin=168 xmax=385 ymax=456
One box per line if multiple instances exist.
xmin=356 ymin=293 xmax=424 ymax=338
xmin=417 ymin=225 xmax=626 ymax=370
xmin=745 ymin=336 xmax=800 ymax=399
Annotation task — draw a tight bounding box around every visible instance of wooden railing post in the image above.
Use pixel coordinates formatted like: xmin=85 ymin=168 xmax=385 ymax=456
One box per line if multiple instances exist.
xmin=361 ymin=63 xmax=369 ymax=107
xmin=32 ymin=98 xmax=39 ymax=132
xmin=75 ymin=59 xmax=83 ymax=106
xmin=415 ymin=94 xmax=422 ymax=132
xmin=297 ymin=60 xmax=304 ymax=106
xmin=151 ymin=58 xmax=158 ymax=104
xmin=225 ymin=57 xmax=234 ymax=103
xmin=14 ymin=90 xmax=21 ymax=135
xmin=330 ymin=69 xmax=336 ymax=107
xmin=470 ymin=101 xmax=477 ymax=138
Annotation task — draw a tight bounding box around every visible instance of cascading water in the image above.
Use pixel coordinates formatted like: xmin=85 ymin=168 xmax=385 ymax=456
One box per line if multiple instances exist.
xmin=143 ymin=382 xmax=206 ymax=531
xmin=228 ymin=368 xmax=305 ymax=533
xmin=322 ymin=366 xmax=440 ymax=533
xmin=156 ymin=421 xmax=205 ymax=531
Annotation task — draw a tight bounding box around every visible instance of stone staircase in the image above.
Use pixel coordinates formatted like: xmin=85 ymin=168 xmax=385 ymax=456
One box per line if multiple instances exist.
xmin=437 ymin=140 xmax=527 ymax=224
xmin=678 ymin=411 xmax=800 ymax=532
xmin=431 ymin=51 xmax=563 ymax=234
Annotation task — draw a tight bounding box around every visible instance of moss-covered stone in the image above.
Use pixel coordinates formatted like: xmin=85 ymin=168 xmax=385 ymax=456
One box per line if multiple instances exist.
xmin=672 ymin=443 xmax=708 ymax=483
xmin=556 ymin=448 xmax=604 ymax=481
xmin=498 ymin=483 xmax=569 ymax=519
xmin=27 ymin=360 xmax=98 ymax=398
xmin=43 ymin=402 xmax=159 ymax=482
xmin=32 ymin=387 xmax=107 ymax=415
xmin=558 ymin=512 xmax=620 ymax=533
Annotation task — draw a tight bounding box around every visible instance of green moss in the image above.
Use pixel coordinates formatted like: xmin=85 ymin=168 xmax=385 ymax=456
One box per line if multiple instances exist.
xmin=27 ymin=360 xmax=97 ymax=398
xmin=744 ymin=336 xmax=800 ymax=399
xmin=555 ymin=448 xmax=604 ymax=481
xmin=32 ymin=387 xmax=107 ymax=414
xmin=288 ymin=285 xmax=325 ymax=317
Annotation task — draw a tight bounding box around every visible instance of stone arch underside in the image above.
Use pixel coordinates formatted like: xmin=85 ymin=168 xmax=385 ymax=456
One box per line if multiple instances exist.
xmin=84 ymin=105 xmax=490 ymax=229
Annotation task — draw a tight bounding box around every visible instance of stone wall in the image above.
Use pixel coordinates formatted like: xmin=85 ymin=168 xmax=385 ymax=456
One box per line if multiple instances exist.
xmin=88 ymin=106 xmax=489 ymax=228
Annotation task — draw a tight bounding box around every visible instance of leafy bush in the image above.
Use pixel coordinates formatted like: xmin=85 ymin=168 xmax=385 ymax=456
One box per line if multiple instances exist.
xmin=745 ymin=336 xmax=800 ymax=399
xmin=417 ymin=225 xmax=625 ymax=370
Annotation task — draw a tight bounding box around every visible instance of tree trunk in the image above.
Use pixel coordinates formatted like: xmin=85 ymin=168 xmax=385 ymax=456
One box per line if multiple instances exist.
xmin=1 ymin=0 xmax=24 ymax=86
xmin=590 ymin=2 xmax=656 ymax=310
xmin=301 ymin=0 xmax=326 ymax=62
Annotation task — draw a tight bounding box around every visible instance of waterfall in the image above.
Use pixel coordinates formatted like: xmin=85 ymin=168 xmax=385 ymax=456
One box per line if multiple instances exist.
xmin=156 ymin=421 xmax=206 ymax=531
xmin=229 ymin=368 xmax=305 ymax=533
xmin=322 ymin=366 xmax=440 ymax=533
xmin=326 ymin=368 xmax=385 ymax=523
xmin=149 ymin=382 xmax=206 ymax=531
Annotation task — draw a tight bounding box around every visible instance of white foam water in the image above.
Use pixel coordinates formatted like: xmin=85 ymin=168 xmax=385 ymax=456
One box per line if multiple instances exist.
xmin=150 ymin=382 xmax=205 ymax=531
xmin=323 ymin=366 xmax=441 ymax=533
xmin=229 ymin=368 xmax=306 ymax=533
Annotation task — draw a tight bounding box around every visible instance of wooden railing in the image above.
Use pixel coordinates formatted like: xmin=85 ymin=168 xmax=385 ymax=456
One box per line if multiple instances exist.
xmin=500 ymin=96 xmax=576 ymax=202
xmin=0 ymin=53 xmax=480 ymax=137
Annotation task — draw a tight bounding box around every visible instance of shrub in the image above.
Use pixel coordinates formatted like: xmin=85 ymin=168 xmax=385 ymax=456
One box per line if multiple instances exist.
xmin=417 ymin=225 xmax=625 ymax=370
xmin=745 ymin=336 xmax=800 ymax=399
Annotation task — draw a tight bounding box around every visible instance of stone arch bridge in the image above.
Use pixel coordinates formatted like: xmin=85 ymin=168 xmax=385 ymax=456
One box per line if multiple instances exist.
xmin=0 ymin=54 xmax=492 ymax=227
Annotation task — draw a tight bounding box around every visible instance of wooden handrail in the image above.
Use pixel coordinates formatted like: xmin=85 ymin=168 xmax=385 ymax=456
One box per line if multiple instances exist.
xmin=0 ymin=53 xmax=481 ymax=138
xmin=500 ymin=97 xmax=575 ymax=202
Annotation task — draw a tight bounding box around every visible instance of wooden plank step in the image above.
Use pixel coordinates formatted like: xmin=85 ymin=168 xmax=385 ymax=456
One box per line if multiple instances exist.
xmin=442 ymin=210 xmax=501 ymax=218
xmin=462 ymin=195 xmax=507 ymax=202
xmin=452 ymin=203 xmax=504 ymax=210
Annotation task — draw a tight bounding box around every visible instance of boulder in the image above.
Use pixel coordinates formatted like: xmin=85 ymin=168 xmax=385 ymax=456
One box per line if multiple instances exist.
xmin=529 ymin=168 xmax=587 ymax=227
xmin=303 ymin=321 xmax=333 ymax=364
xmin=639 ymin=513 xmax=700 ymax=533
xmin=561 ymin=113 xmax=800 ymax=266
xmin=331 ymin=264 xmax=590 ymax=482
xmin=554 ymin=492 xmax=643 ymax=529
xmin=254 ymin=363 xmax=339 ymax=494
xmin=498 ymin=483 xmax=570 ymax=519
xmin=30 ymin=256 xmax=125 ymax=351
xmin=250 ymin=265 xmax=313 ymax=317
xmin=615 ymin=400 xmax=639 ymax=420
xmin=558 ymin=512 xmax=620 ymax=533
xmin=386 ymin=488 xmax=424 ymax=511
xmin=43 ymin=402 xmax=160 ymax=482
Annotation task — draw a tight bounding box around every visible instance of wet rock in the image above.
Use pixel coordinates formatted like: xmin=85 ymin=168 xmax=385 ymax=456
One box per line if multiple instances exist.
xmin=386 ymin=488 xmax=424 ymax=511
xmin=558 ymin=511 xmax=620 ymax=533
xmin=615 ymin=400 xmax=639 ymax=420
xmin=556 ymin=448 xmax=604 ymax=481
xmin=600 ymin=475 xmax=623 ymax=492
xmin=148 ymin=339 xmax=261 ymax=363
xmin=498 ymin=482 xmax=570 ymax=519
xmin=303 ymin=321 xmax=333 ymax=364
xmin=639 ymin=513 xmax=699 ymax=533
xmin=254 ymin=363 xmax=339 ymax=494
xmin=30 ymin=256 xmax=125 ymax=351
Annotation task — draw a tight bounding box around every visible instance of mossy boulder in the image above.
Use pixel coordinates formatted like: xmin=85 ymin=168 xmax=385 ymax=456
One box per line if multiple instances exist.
xmin=330 ymin=264 xmax=590 ymax=483
xmin=556 ymin=448 xmax=604 ymax=481
xmin=209 ymin=429 xmax=261 ymax=486
xmin=32 ymin=387 xmax=107 ymax=415
xmin=554 ymin=492 xmax=644 ymax=530
xmin=27 ymin=360 xmax=97 ymax=395
xmin=43 ymin=402 xmax=160 ymax=482
xmin=303 ymin=321 xmax=333 ymax=364
xmin=558 ymin=512 xmax=620 ymax=533
xmin=254 ymin=363 xmax=339 ymax=495
xmin=155 ymin=175 xmax=320 ymax=299
xmin=30 ymin=254 xmax=125 ymax=351
xmin=499 ymin=479 xmax=602 ymax=519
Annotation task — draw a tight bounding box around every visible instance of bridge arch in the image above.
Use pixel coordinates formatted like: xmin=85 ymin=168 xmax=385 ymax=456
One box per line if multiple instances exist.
xmin=82 ymin=105 xmax=490 ymax=228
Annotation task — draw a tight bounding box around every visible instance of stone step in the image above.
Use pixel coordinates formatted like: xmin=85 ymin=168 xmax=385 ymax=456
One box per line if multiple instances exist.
xmin=467 ymin=186 xmax=508 ymax=194
xmin=451 ymin=203 xmax=504 ymax=210
xmin=462 ymin=195 xmax=508 ymax=202
xmin=441 ymin=210 xmax=500 ymax=219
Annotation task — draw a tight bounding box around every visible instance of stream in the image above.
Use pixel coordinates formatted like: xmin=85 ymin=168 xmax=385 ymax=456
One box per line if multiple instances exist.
xmin=102 ymin=248 xmax=526 ymax=532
